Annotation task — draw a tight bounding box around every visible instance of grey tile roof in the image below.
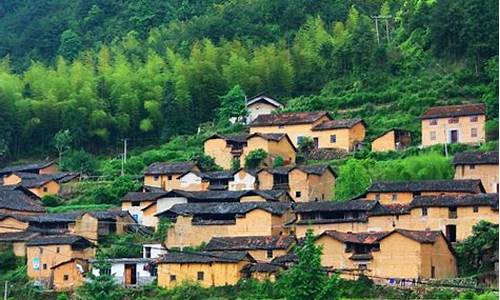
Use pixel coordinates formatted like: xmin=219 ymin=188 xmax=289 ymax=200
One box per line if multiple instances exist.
xmin=250 ymin=111 xmax=330 ymax=126
xmin=271 ymin=252 xmax=298 ymax=265
xmin=311 ymin=118 xmax=365 ymax=131
xmin=262 ymin=164 xmax=335 ymax=176
xmin=0 ymin=231 xmax=40 ymax=242
xmin=410 ymin=193 xmax=498 ymax=208
xmin=242 ymin=262 xmax=281 ymax=273
xmin=157 ymin=201 xmax=291 ymax=217
xmin=320 ymin=230 xmax=389 ymax=244
xmin=20 ymin=177 xmax=56 ymax=188
xmin=144 ymin=161 xmax=198 ymax=175
xmin=0 ymin=190 xmax=45 ymax=212
xmin=247 ymin=133 xmax=287 ymax=142
xmin=205 ymin=235 xmax=295 ymax=251
xmin=367 ymin=180 xmax=484 ymax=193
xmin=0 ymin=160 xmax=56 ymax=175
xmin=204 ymin=134 xmax=249 ymax=143
xmin=294 ymin=199 xmax=378 ymax=213
xmin=201 ymin=171 xmax=234 ymax=180
xmin=246 ymin=93 xmax=283 ymax=108
xmin=122 ymin=192 xmax=168 ymax=202
xmin=26 ymin=234 xmax=93 ymax=247
xmin=157 ymin=251 xmax=251 ymax=264
xmin=452 ymin=151 xmax=499 ymax=165
xmin=163 ymin=189 xmax=285 ymax=203
xmin=421 ymin=103 xmax=485 ymax=119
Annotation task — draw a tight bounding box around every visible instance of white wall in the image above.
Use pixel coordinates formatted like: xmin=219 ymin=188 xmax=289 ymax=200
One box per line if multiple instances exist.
xmin=157 ymin=197 xmax=188 ymax=214
xmin=143 ymin=244 xmax=168 ymax=259
xmin=179 ymin=172 xmax=203 ymax=189
xmin=229 ymin=172 xmax=256 ymax=191
xmin=91 ymin=262 xmax=155 ymax=286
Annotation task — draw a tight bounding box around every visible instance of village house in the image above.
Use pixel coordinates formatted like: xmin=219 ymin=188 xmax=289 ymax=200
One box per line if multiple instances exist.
xmin=143 ymin=242 xmax=167 ymax=259
xmin=19 ymin=176 xmax=60 ymax=198
xmin=126 ymin=189 xmax=291 ymax=229
xmin=421 ymin=103 xmax=486 ymax=147
xmin=453 ymin=151 xmax=499 ymax=193
xmin=177 ymin=170 xmax=234 ymax=191
xmin=0 ymin=189 xmax=45 ymax=215
xmin=204 ymin=134 xmax=248 ymax=170
xmin=26 ymin=235 xmax=95 ymax=286
xmin=73 ymin=210 xmax=136 ymax=244
xmin=407 ymin=193 xmax=498 ymax=242
xmin=245 ymin=93 xmax=283 ymax=124
xmin=2 ymin=171 xmax=80 ymax=197
xmin=0 ymin=160 xmax=59 ymax=177
xmin=157 ymin=251 xmax=255 ymax=288
xmin=90 ymin=258 xmax=156 ymax=287
xmin=203 ymin=133 xmax=297 ymax=170
xmin=51 ymin=258 xmax=89 ymax=291
xmin=229 ymin=168 xmax=260 ymax=191
xmin=241 ymin=262 xmax=282 ymax=282
xmin=315 ymin=229 xmax=457 ymax=280
xmin=249 ymin=111 xmax=366 ymax=152
xmin=157 ymin=201 xmax=293 ymax=248
xmin=0 ymin=231 xmax=40 ymax=256
xmin=0 ymin=214 xmax=30 ymax=233
xmin=371 ymin=129 xmax=412 ymax=152
xmin=204 ymin=235 xmax=296 ymax=262
xmin=257 ymin=164 xmax=336 ymax=202
xmin=143 ymin=161 xmax=200 ymax=190
xmin=360 ymin=179 xmax=485 ymax=205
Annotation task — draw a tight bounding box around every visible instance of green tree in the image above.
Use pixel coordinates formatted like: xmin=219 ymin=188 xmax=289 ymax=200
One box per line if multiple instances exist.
xmin=76 ymin=261 xmax=124 ymax=300
xmin=455 ymin=221 xmax=499 ymax=276
xmin=273 ymin=155 xmax=284 ymax=167
xmin=334 ymin=159 xmax=372 ymax=200
xmin=53 ymin=129 xmax=73 ymax=165
xmin=244 ymin=149 xmax=268 ymax=169
xmin=230 ymin=158 xmax=241 ymax=172
xmin=298 ymin=136 xmax=315 ymax=154
xmin=58 ymin=29 xmax=82 ymax=61
xmin=217 ymin=84 xmax=248 ymax=127
xmin=278 ymin=229 xmax=340 ymax=300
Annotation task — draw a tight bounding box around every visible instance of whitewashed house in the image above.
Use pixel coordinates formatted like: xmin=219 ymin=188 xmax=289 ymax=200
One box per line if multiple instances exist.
xmin=246 ymin=93 xmax=283 ymax=124
xmin=143 ymin=243 xmax=167 ymax=259
xmin=90 ymin=258 xmax=156 ymax=286
xmin=229 ymin=169 xmax=259 ymax=191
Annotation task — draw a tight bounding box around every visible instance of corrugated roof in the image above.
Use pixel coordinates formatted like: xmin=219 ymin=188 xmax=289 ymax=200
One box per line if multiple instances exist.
xmin=205 ymin=235 xmax=295 ymax=251
xmin=311 ymin=118 xmax=365 ymax=131
xmin=250 ymin=111 xmax=330 ymax=126
xmin=452 ymin=151 xmax=499 ymax=165
xmin=421 ymin=103 xmax=485 ymax=119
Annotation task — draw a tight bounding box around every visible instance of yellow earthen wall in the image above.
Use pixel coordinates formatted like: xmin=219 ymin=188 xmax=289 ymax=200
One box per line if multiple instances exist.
xmin=422 ymin=115 xmax=486 ymax=147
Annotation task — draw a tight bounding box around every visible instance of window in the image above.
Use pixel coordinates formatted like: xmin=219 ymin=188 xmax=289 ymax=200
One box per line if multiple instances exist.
xmin=358 ymin=264 xmax=368 ymax=270
xmin=43 ymin=187 xmax=48 ymax=192
xmin=473 ymin=206 xmax=479 ymax=213
xmin=429 ymin=119 xmax=438 ymax=126
xmin=448 ymin=207 xmax=457 ymax=219
xmin=430 ymin=131 xmax=436 ymax=141
xmin=40 ymin=248 xmax=43 ymax=254
xmin=63 ymin=274 xmax=69 ymax=281
xmin=446 ymin=225 xmax=456 ymax=242
xmin=391 ymin=194 xmax=398 ymax=202
xmin=101 ymin=267 xmax=111 ymax=276
xmin=43 ymin=264 xmax=47 ymax=270
xmin=154 ymin=175 xmax=159 ymax=181
xmin=56 ymin=247 xmax=60 ymax=253
xmin=278 ymin=125 xmax=284 ymax=129
xmin=421 ymin=207 xmax=428 ymax=216
xmin=345 ymin=244 xmax=352 ymax=253
xmin=470 ymin=116 xmax=478 ymax=122
xmin=168 ymin=175 xmax=172 ymax=180
xmin=375 ymin=193 xmax=381 ymax=201
xmin=170 ymin=275 xmax=176 ymax=282
xmin=295 ymin=191 xmax=301 ymax=198
xmin=469 ymin=164 xmax=475 ymax=170
xmin=330 ymin=135 xmax=337 ymax=143
xmin=448 ymin=117 xmax=459 ymax=124
xmin=267 ymin=249 xmax=273 ymax=259
xmin=145 ymin=247 xmax=152 ymax=258
xmin=471 ymin=128 xmax=477 ymax=137
xmin=197 ymin=272 xmax=204 ymax=281
xmin=131 ymin=201 xmax=140 ymax=207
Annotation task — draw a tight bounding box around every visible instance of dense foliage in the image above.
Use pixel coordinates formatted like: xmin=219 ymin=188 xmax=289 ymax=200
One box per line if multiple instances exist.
xmin=0 ymin=0 xmax=497 ymax=161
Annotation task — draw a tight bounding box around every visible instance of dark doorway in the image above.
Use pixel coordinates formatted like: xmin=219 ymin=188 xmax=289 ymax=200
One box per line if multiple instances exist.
xmin=445 ymin=225 xmax=457 ymax=242
xmin=313 ymin=137 xmax=319 ymax=148
xmin=450 ymin=130 xmax=458 ymax=143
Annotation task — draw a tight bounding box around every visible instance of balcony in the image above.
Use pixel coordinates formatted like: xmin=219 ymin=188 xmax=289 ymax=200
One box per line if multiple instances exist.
xmin=273 ymin=183 xmax=290 ymax=190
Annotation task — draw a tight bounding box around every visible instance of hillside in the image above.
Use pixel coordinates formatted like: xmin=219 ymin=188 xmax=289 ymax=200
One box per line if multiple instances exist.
xmin=0 ymin=0 xmax=498 ymax=162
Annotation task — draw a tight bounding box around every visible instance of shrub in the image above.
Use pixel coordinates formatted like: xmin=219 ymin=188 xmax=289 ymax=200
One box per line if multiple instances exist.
xmin=273 ymin=155 xmax=284 ymax=167
xmin=245 ymin=149 xmax=268 ymax=169
xmin=230 ymin=158 xmax=241 ymax=171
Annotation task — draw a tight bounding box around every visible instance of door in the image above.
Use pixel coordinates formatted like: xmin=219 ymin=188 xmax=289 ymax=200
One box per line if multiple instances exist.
xmin=450 ymin=130 xmax=458 ymax=143
xmin=313 ymin=137 xmax=319 ymax=148
xmin=445 ymin=225 xmax=456 ymax=242
xmin=124 ymin=264 xmax=137 ymax=285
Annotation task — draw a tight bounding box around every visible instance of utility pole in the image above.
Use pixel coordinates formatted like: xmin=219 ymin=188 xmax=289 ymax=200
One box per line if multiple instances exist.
xmin=121 ymin=138 xmax=128 ymax=176
xmin=373 ymin=16 xmax=380 ymax=45
xmin=3 ymin=281 xmax=7 ymax=300
xmin=372 ymin=15 xmax=392 ymax=45
xmin=443 ymin=125 xmax=448 ymax=157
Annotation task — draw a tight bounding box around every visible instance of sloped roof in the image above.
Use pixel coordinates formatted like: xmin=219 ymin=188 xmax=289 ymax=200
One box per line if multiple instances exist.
xmin=372 ymin=129 xmax=411 ymax=141
xmin=157 ymin=251 xmax=252 ymax=264
xmin=452 ymin=151 xmax=499 ymax=165
xmin=26 ymin=235 xmax=93 ymax=247
xmin=410 ymin=193 xmax=498 ymax=208
xmin=389 ymin=229 xmax=443 ymax=244
xmin=242 ymin=262 xmax=281 ymax=273
xmin=294 ymin=199 xmax=378 ymax=213
xmin=421 ymin=103 xmax=486 ymax=119
xmin=250 ymin=111 xmax=330 ymax=126
xmin=320 ymin=230 xmax=389 ymax=244
xmin=144 ymin=161 xmax=198 ymax=175
xmin=157 ymin=201 xmax=291 ymax=217
xmin=246 ymin=93 xmax=283 ymax=108
xmin=0 ymin=231 xmax=40 ymax=242
xmin=20 ymin=177 xmax=57 ymax=188
xmin=261 ymin=164 xmax=335 ymax=176
xmin=311 ymin=118 xmax=365 ymax=131
xmin=122 ymin=192 xmax=168 ymax=202
xmin=201 ymin=171 xmax=234 ymax=180
xmin=0 ymin=190 xmax=45 ymax=212
xmin=204 ymin=134 xmax=249 ymax=143
xmin=367 ymin=180 xmax=484 ymax=193
xmin=271 ymin=252 xmax=298 ymax=265
xmin=205 ymin=235 xmax=295 ymax=251
xmin=160 ymin=189 xmax=285 ymax=203
xmin=369 ymin=203 xmax=410 ymax=216
xmin=0 ymin=160 xmax=56 ymax=175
